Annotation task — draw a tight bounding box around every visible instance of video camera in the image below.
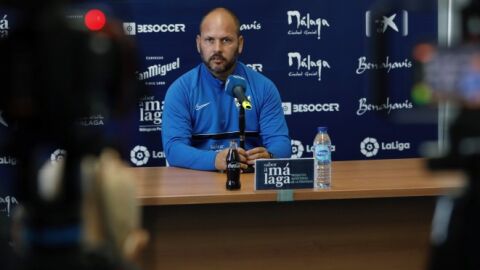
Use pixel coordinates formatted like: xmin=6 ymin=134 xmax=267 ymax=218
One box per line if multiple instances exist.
xmin=370 ymin=0 xmax=480 ymax=269
xmin=0 ymin=0 xmax=141 ymax=264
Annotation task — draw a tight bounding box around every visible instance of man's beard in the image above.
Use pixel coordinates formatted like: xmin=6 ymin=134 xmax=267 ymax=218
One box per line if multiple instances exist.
xmin=202 ymin=51 xmax=238 ymax=78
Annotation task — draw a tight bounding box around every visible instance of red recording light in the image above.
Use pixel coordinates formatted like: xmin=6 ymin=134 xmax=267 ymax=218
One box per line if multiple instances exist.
xmin=84 ymin=9 xmax=106 ymax=31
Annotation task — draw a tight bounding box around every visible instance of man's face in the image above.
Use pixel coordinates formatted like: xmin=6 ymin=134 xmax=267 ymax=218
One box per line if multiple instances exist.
xmin=196 ymin=12 xmax=243 ymax=80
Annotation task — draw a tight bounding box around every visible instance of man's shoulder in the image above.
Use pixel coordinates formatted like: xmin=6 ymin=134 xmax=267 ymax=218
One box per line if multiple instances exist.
xmin=167 ymin=64 xmax=202 ymax=93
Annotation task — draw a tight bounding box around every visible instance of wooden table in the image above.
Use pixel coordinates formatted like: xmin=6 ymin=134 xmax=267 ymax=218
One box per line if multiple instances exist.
xmin=133 ymin=158 xmax=464 ymax=270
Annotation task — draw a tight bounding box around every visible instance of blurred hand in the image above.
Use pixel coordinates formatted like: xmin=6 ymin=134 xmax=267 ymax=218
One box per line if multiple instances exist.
xmin=215 ymin=147 xmax=248 ymax=170
xmin=246 ymin=147 xmax=270 ymax=165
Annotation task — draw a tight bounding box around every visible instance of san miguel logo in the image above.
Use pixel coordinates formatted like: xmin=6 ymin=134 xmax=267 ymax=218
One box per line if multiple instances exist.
xmin=287 ymin=52 xmax=330 ymax=81
xmin=136 ymin=57 xmax=180 ymax=84
xmin=287 ymin=10 xmax=330 ymax=40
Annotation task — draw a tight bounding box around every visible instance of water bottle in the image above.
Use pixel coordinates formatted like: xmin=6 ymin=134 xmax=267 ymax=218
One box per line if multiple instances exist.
xmin=226 ymin=140 xmax=241 ymax=190
xmin=313 ymin=127 xmax=331 ymax=189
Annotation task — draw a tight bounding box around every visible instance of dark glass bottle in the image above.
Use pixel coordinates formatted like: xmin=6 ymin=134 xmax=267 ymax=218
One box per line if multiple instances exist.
xmin=226 ymin=141 xmax=241 ymax=190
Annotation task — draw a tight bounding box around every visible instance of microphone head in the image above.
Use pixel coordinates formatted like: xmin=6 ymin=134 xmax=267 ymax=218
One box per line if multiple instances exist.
xmin=225 ymin=75 xmax=247 ymax=97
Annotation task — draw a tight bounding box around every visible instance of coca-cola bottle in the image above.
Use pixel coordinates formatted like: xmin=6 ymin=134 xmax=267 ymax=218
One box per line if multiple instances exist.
xmin=226 ymin=140 xmax=241 ymax=190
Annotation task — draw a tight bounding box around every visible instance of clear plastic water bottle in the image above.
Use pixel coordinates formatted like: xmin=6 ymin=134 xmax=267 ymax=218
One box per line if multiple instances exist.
xmin=313 ymin=127 xmax=331 ymax=189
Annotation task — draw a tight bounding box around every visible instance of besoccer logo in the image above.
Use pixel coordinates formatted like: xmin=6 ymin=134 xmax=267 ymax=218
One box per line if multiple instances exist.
xmin=130 ymin=145 xmax=150 ymax=166
xmin=50 ymin=149 xmax=67 ymax=163
xmin=246 ymin=63 xmax=263 ymax=72
xmin=123 ymin=22 xmax=136 ymax=35
xmin=291 ymin=140 xmax=305 ymax=158
xmin=282 ymin=102 xmax=292 ymax=115
xmin=360 ymin=137 xmax=380 ymax=157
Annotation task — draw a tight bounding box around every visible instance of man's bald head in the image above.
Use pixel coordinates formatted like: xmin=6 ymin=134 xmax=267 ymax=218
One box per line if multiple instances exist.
xmin=199 ymin=7 xmax=241 ymax=36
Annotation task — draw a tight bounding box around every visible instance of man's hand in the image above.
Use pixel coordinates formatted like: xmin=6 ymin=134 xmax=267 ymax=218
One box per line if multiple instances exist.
xmin=215 ymin=147 xmax=248 ymax=171
xmin=245 ymin=147 xmax=270 ymax=165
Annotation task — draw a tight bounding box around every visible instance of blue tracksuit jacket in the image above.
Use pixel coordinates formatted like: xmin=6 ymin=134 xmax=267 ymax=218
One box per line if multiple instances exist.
xmin=162 ymin=62 xmax=291 ymax=170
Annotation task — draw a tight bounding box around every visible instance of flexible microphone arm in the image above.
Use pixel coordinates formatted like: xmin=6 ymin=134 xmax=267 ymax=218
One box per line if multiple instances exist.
xmin=239 ymin=106 xmax=245 ymax=149
xmin=238 ymin=105 xmax=254 ymax=172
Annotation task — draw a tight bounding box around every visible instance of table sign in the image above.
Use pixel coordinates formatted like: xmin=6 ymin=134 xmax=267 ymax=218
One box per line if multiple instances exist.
xmin=254 ymin=158 xmax=314 ymax=190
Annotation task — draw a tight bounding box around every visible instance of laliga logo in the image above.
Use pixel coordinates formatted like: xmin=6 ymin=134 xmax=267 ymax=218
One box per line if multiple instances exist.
xmin=50 ymin=149 xmax=67 ymax=163
xmin=291 ymin=140 xmax=305 ymax=158
xmin=360 ymin=137 xmax=411 ymax=157
xmin=360 ymin=137 xmax=380 ymax=157
xmin=130 ymin=145 xmax=150 ymax=166
xmin=0 ymin=156 xmax=17 ymax=166
xmin=365 ymin=10 xmax=408 ymax=37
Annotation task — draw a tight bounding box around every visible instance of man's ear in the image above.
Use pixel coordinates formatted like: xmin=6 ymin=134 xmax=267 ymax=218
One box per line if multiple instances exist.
xmin=238 ymin=35 xmax=244 ymax=54
xmin=196 ymin=35 xmax=201 ymax=53
xmin=122 ymin=229 xmax=150 ymax=261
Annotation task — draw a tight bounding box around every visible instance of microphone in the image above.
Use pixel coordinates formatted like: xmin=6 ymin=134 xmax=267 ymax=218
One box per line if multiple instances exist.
xmin=225 ymin=75 xmax=252 ymax=110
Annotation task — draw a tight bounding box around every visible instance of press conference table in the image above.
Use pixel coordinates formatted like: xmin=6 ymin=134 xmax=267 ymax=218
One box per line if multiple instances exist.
xmin=133 ymin=158 xmax=464 ymax=270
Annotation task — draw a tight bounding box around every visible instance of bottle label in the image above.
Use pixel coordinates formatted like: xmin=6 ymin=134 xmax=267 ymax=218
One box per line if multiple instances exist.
xmin=315 ymin=145 xmax=331 ymax=162
xmin=227 ymin=162 xmax=241 ymax=169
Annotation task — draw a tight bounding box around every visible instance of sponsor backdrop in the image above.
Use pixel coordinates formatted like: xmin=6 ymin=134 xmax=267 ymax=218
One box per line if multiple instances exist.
xmin=1 ymin=0 xmax=437 ymax=209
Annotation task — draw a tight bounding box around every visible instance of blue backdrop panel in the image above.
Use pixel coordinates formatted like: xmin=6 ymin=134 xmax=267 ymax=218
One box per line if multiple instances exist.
xmin=102 ymin=0 xmax=438 ymax=166
xmin=0 ymin=0 xmax=438 ymax=174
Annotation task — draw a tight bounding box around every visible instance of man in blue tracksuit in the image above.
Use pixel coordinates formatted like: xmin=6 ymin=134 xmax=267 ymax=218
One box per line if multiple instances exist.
xmin=162 ymin=7 xmax=290 ymax=171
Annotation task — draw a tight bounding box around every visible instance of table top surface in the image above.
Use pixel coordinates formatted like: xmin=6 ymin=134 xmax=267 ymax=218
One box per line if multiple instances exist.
xmin=130 ymin=158 xmax=465 ymax=206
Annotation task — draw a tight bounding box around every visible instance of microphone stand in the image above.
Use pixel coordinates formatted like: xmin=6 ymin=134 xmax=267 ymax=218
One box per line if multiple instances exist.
xmin=239 ymin=106 xmax=254 ymax=173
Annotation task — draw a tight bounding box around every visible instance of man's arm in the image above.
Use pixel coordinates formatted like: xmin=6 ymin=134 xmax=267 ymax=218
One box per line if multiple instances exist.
xmin=162 ymin=82 xmax=218 ymax=171
xmin=258 ymin=81 xmax=292 ymax=158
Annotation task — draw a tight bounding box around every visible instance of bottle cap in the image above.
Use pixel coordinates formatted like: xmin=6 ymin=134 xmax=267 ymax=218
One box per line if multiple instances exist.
xmin=317 ymin=126 xmax=328 ymax=133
